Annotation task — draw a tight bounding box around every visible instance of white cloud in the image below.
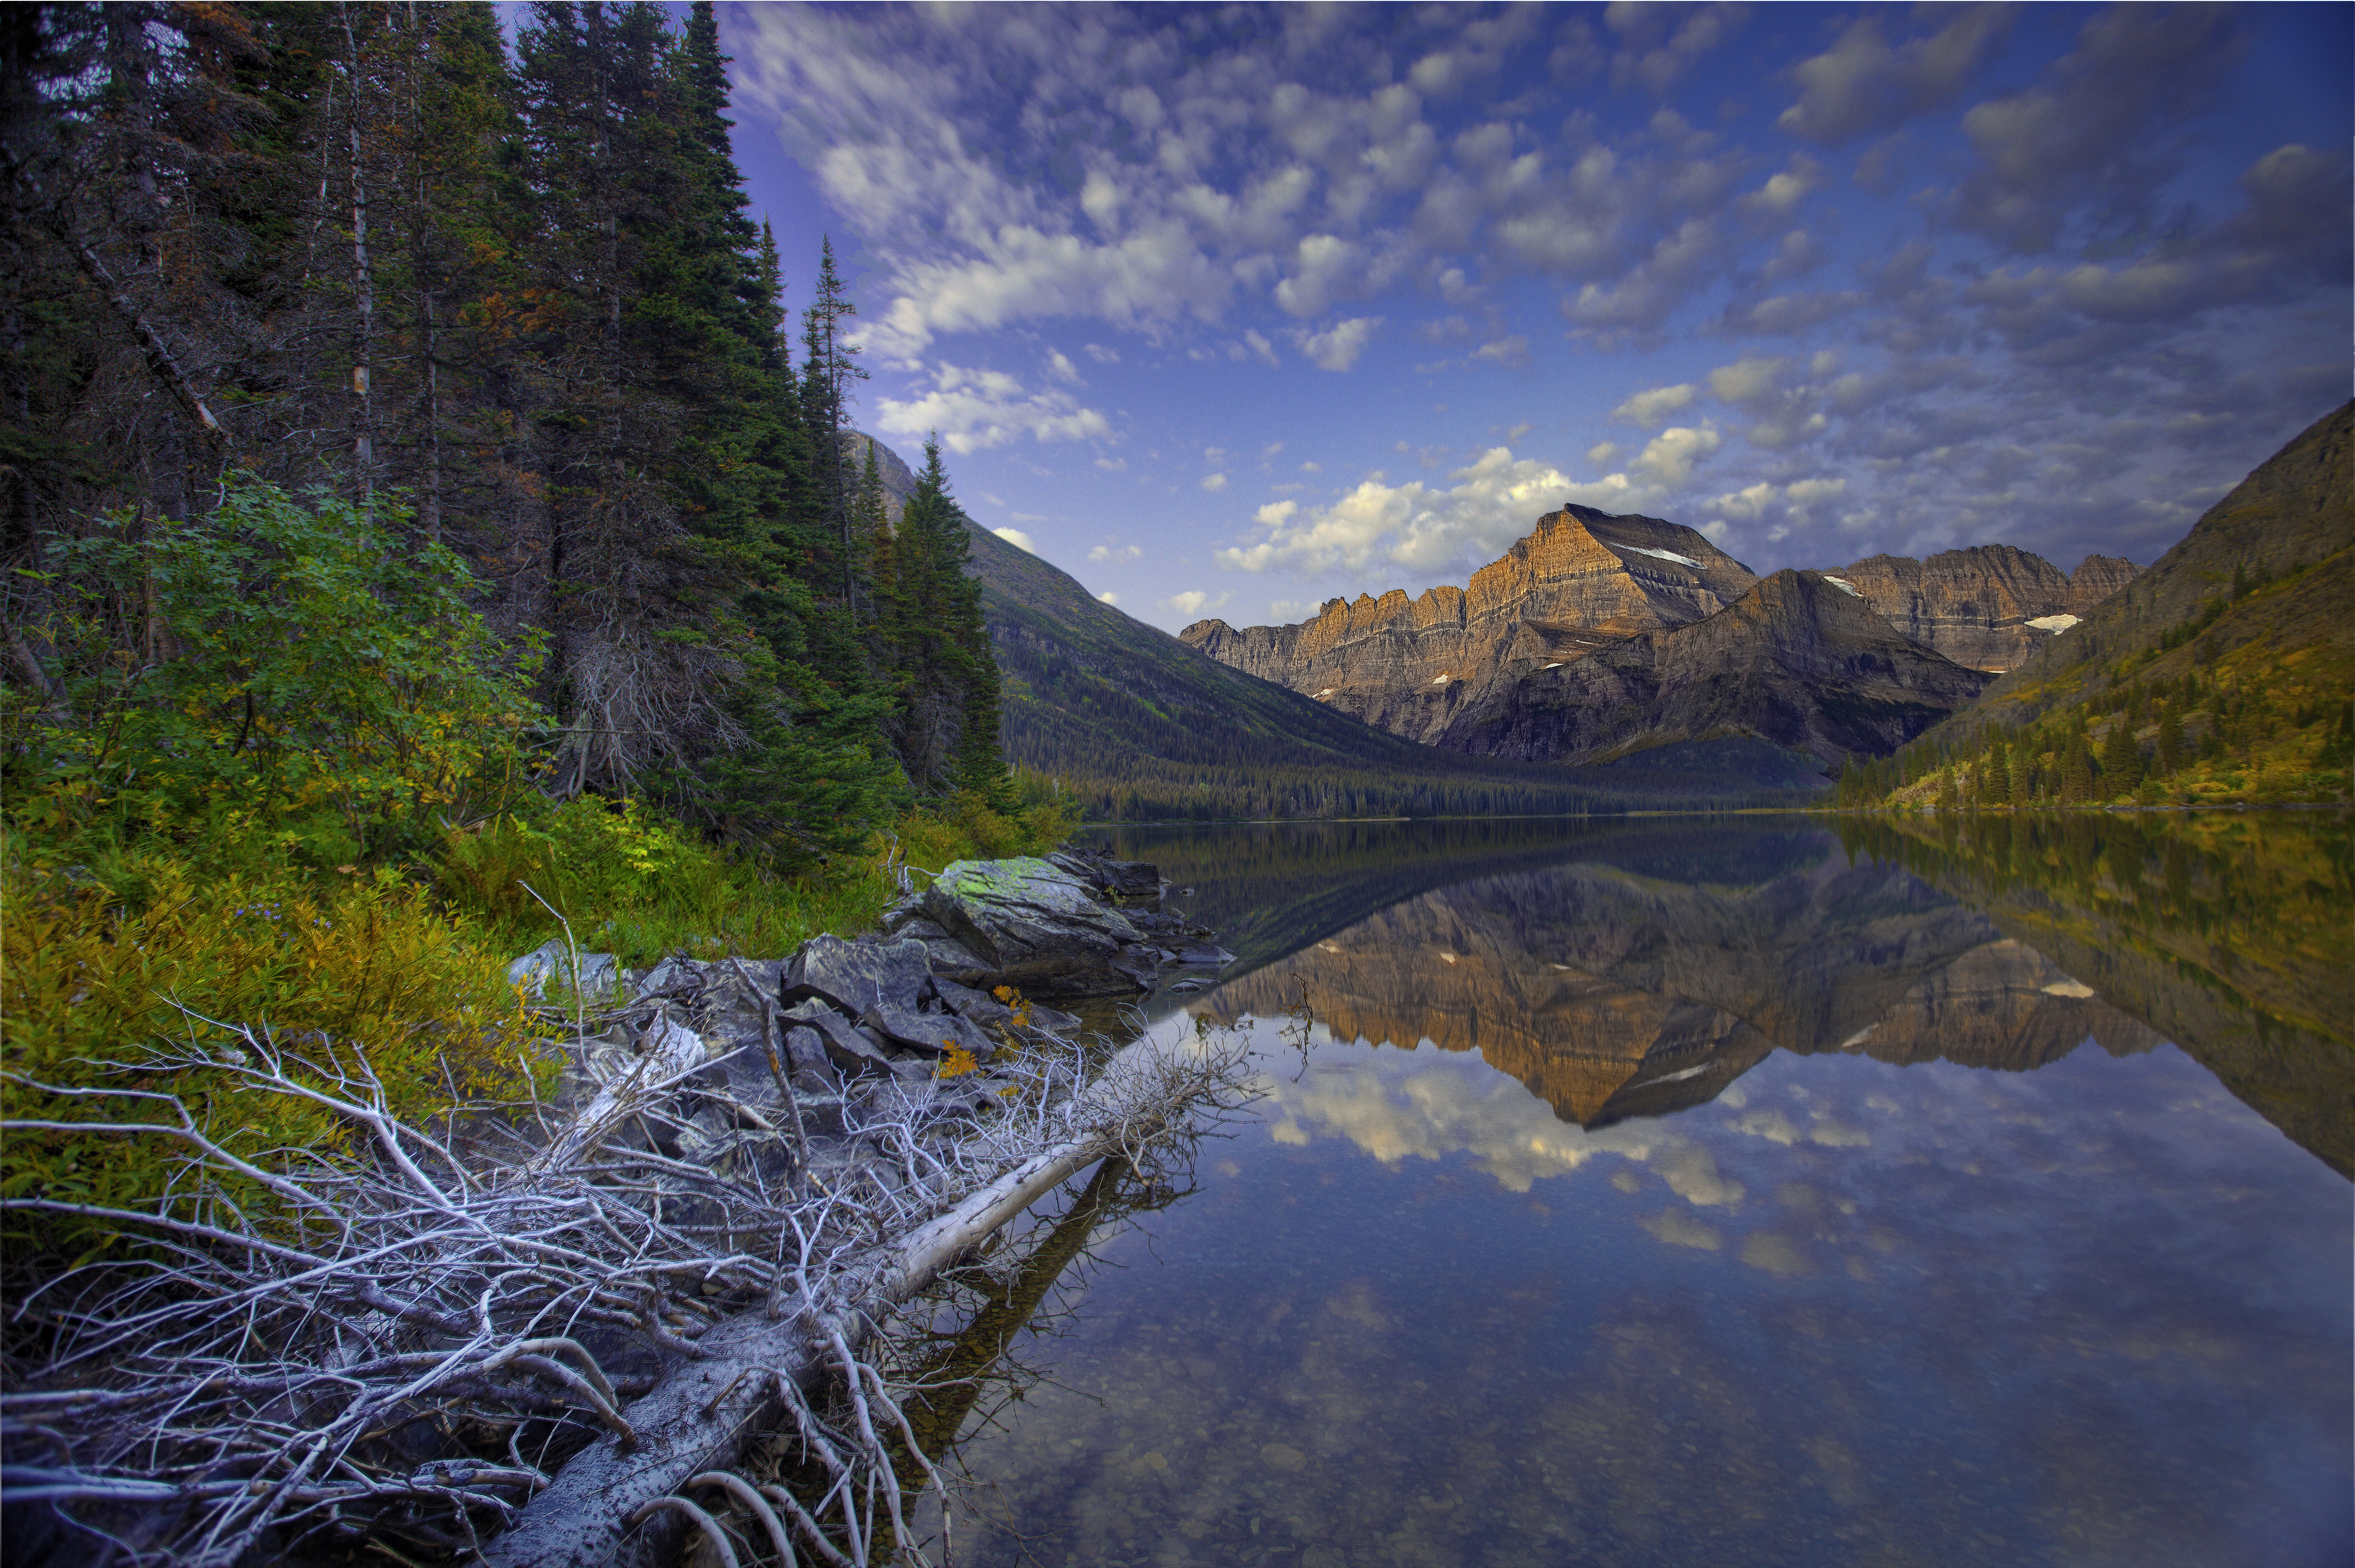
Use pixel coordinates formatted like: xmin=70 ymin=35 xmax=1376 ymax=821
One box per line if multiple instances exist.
xmin=1472 ymin=334 xmax=1530 ymax=367
xmin=875 ymin=361 xmax=1113 ymax=454
xmin=1709 ymin=482 xmax=1779 ymax=521
xmin=1785 ymin=477 xmax=1847 ymax=507
xmin=1044 ymin=349 xmax=1082 ymax=384
xmin=1611 ymin=382 xmax=1698 ymax=428
xmin=1164 ymin=589 xmax=1231 ymax=620
xmin=1297 ymin=316 xmax=1383 ymax=371
xmin=1218 ymin=445 xmax=1648 ymax=577
xmin=1093 ymin=456 xmax=1127 ymax=473
xmin=1300 ymin=461 xmax=1323 ymax=474
xmin=1632 ymin=422 xmax=1722 ymax=488
xmin=991 ymin=527 xmax=1038 ymax=552
xmin=1087 ymin=543 xmax=1143 ymax=562
xmin=1707 ymin=355 xmax=1788 ymax=405
xmin=1083 ymin=342 xmax=1120 ymax=364
xmin=1200 ymin=472 xmax=1229 ymax=492
xmin=1587 ymin=441 xmax=1620 ymax=467
xmin=1266 ymin=599 xmax=1319 ymax=622
xmin=1097 ymin=590 xmax=1120 ymax=606
xmin=1244 ymin=329 xmax=1280 ymax=366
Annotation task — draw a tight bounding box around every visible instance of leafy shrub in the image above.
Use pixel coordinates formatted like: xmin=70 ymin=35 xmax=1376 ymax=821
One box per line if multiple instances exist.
xmin=4 ymin=478 xmax=542 ymax=864
xmin=1 ymin=841 xmax=554 ymax=1252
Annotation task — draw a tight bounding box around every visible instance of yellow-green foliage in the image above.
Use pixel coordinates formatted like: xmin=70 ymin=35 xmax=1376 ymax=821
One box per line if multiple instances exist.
xmin=1 ymin=840 xmax=555 ymax=1251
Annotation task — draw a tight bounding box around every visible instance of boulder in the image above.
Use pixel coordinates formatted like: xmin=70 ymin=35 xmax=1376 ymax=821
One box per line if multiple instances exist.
xmin=920 ymin=857 xmax=1147 ymax=996
xmin=783 ymin=999 xmax=900 ymax=1075
xmin=861 ymin=1000 xmax=996 ymax=1060
xmin=506 ymin=940 xmax=623 ymax=1001
xmin=1046 ymin=848 xmax=1165 ymax=902
xmin=782 ymin=935 xmax=932 ymax=1016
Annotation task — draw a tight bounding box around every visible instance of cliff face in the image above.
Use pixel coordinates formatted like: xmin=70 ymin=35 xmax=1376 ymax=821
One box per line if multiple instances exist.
xmin=1823 ymin=545 xmax=2141 ymax=672
xmin=1181 ymin=505 xmax=1757 ymax=745
xmin=1434 ymin=569 xmax=1993 ymax=767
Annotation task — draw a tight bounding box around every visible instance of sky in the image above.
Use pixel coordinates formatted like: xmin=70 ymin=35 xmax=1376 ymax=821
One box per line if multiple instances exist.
xmin=718 ymin=3 xmax=2351 ymax=634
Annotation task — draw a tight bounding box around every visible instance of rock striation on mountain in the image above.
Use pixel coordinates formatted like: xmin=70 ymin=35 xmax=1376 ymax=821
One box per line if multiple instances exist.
xmin=1181 ymin=504 xmax=1758 ymax=745
xmin=1820 ymin=546 xmax=2140 ymax=672
xmin=1433 ymin=569 xmax=1994 ymax=767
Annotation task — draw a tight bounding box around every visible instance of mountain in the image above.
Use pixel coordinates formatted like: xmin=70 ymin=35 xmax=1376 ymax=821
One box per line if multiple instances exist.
xmin=1822 ymin=546 xmax=2140 ymax=672
xmin=1180 ymin=504 xmax=1758 ymax=744
xmin=831 ymin=432 xmax=1824 ymax=815
xmin=1433 ymin=568 xmax=1994 ymax=767
xmin=1874 ymin=400 xmax=2353 ymax=807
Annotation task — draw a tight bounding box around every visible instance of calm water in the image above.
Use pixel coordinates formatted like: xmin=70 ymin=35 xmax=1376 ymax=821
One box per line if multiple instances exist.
xmin=891 ymin=814 xmax=2352 ymax=1568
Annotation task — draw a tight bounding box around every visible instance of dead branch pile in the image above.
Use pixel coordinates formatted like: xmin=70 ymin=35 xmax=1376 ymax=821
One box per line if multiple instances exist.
xmin=0 ymin=954 xmax=1254 ymax=1568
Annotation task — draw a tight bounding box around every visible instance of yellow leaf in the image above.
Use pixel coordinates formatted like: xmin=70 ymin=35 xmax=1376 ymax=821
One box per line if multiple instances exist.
xmin=937 ymin=1047 xmax=979 ymax=1078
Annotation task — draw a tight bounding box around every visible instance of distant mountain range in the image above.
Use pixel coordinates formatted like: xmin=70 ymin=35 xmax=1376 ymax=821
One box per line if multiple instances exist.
xmin=1178 ymin=501 xmax=2111 ymax=768
xmin=843 ymin=432 xmax=1813 ymax=815
xmin=851 ymin=403 xmax=2345 ymax=812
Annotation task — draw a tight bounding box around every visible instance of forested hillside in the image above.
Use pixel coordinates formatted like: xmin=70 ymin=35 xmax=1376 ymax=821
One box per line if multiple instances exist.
xmin=1 ymin=1 xmax=1003 ymax=859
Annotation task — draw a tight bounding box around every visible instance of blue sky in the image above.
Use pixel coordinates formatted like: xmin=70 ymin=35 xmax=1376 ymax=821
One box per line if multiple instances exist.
xmin=719 ymin=3 xmax=2350 ymax=634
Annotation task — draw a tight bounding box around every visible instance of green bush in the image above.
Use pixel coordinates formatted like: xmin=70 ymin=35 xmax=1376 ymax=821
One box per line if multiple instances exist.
xmin=5 ymin=478 xmax=542 ymax=864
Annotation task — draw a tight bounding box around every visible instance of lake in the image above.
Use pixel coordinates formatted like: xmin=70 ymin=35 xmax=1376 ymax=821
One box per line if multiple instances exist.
xmin=886 ymin=812 xmax=2352 ymax=1568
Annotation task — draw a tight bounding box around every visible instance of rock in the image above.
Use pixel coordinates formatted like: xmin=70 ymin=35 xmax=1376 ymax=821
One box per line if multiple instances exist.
xmin=782 ymin=934 xmax=932 ymax=1016
xmin=506 ymin=940 xmax=623 ymax=1001
xmin=1045 ymin=848 xmax=1164 ymax=902
xmin=920 ymin=857 xmax=1147 ymax=996
xmin=928 ymin=976 xmax=1017 ymax=1028
xmin=1173 ymin=943 xmax=1236 ymax=968
xmin=861 ymin=1000 xmax=996 ymax=1060
xmin=782 ymin=1025 xmax=829 ymax=1077
xmin=783 ymin=999 xmax=900 ymax=1075
xmin=911 ymin=934 xmax=996 ymax=989
xmin=632 ymin=954 xmax=701 ymax=1000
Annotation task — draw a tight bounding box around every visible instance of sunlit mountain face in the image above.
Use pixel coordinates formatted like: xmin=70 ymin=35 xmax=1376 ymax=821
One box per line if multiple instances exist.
xmin=725 ymin=4 xmax=2351 ymax=634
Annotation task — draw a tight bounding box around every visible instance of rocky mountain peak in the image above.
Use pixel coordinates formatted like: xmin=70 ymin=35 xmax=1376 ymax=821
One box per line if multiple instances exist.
xmin=1819 ymin=543 xmax=2141 ymax=672
xmin=1178 ymin=503 xmax=1762 ymax=744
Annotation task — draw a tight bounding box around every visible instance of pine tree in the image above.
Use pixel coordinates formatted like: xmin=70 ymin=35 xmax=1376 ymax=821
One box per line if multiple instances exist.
xmin=2061 ymin=730 xmax=2094 ymax=803
xmin=2100 ymin=717 xmax=2141 ymax=797
xmin=2157 ymin=701 xmax=2183 ymax=776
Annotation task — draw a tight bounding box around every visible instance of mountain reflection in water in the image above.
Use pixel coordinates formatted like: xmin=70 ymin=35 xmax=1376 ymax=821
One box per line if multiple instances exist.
xmin=904 ymin=814 xmax=2348 ymax=1568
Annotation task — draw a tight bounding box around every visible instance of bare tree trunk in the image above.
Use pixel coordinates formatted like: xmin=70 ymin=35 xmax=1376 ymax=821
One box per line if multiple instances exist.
xmin=340 ymin=1 xmax=375 ymax=498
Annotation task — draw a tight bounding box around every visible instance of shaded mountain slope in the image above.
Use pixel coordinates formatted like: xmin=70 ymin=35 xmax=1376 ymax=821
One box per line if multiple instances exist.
xmin=1436 ymin=569 xmax=1994 ymax=768
xmin=1925 ymin=401 xmax=2352 ymax=749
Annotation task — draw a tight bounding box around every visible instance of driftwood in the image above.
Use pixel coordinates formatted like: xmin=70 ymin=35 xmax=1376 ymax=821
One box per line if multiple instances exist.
xmin=0 ymin=980 xmax=1250 ymax=1568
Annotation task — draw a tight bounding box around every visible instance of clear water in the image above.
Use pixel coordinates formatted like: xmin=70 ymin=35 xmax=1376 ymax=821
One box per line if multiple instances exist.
xmin=899 ymin=816 xmax=2352 ymax=1568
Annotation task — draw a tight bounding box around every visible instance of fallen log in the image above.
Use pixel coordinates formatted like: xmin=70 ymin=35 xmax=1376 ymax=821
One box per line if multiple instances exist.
xmin=481 ymin=1029 xmax=1244 ymax=1568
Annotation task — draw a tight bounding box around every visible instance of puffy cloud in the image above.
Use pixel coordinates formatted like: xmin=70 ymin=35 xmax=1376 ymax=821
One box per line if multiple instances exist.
xmin=1632 ymin=422 xmax=1722 ymax=488
xmin=1164 ymin=589 xmax=1231 ymax=620
xmin=1097 ymin=590 xmax=1120 ymax=605
xmin=1708 ymin=355 xmax=1788 ymax=405
xmin=1612 ymin=383 xmax=1697 ymax=428
xmin=1087 ymin=543 xmax=1143 ymax=562
xmin=1604 ymin=1 xmax=1747 ymax=97
xmin=1472 ymin=335 xmax=1530 ymax=367
xmin=1708 ymin=482 xmax=1778 ymax=522
xmin=875 ymin=362 xmax=1113 ymax=454
xmin=1218 ymin=445 xmax=1647 ymax=578
xmin=1777 ymin=8 xmax=2014 ymax=144
xmin=1297 ymin=316 xmax=1382 ymax=371
xmin=991 ymin=527 xmax=1038 ymax=552
xmin=1200 ymin=472 xmax=1229 ymax=492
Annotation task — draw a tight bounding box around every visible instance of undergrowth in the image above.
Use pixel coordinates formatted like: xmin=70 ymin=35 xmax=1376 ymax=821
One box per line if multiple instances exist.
xmin=1 ymin=480 xmax=1082 ymax=1251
